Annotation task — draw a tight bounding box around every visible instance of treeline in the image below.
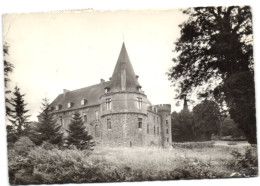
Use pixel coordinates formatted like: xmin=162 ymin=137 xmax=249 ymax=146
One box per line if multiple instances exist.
xmin=171 ymin=100 xmax=245 ymax=142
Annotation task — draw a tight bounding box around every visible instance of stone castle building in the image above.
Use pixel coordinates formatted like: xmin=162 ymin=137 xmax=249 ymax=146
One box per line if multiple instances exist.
xmin=49 ymin=43 xmax=172 ymax=147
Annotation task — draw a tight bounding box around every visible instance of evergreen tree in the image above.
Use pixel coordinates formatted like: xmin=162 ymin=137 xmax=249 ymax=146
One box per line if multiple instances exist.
xmin=34 ymin=98 xmax=63 ymax=145
xmin=9 ymin=86 xmax=30 ymax=136
xmin=66 ymin=112 xmax=94 ymax=150
xmin=3 ymin=43 xmax=14 ymax=116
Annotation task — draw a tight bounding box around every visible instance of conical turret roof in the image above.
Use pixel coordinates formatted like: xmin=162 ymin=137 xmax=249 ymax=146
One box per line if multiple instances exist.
xmin=109 ymin=43 xmax=141 ymax=92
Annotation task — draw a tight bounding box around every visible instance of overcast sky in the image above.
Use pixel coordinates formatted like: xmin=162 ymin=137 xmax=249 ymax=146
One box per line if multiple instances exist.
xmin=3 ymin=9 xmax=188 ymax=121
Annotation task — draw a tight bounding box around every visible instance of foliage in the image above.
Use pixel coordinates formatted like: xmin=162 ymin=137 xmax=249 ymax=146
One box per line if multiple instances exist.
xmin=222 ymin=72 xmax=256 ymax=143
xmin=167 ymin=6 xmax=255 ymax=144
xmin=66 ymin=112 xmax=94 ymax=150
xmin=32 ymin=98 xmax=63 ymax=145
xmin=226 ymin=147 xmax=258 ymax=176
xmin=9 ymin=86 xmax=30 ymax=136
xmin=172 ymin=141 xmax=215 ymax=149
xmin=13 ymin=136 xmax=35 ymax=156
xmin=171 ymin=110 xmax=194 ymax=142
xmin=221 ymin=117 xmax=245 ymax=139
xmin=3 ymin=43 xmax=14 ymax=116
xmin=8 ymin=144 xmax=257 ymax=184
xmin=193 ymin=100 xmax=220 ymax=140
xmin=6 ymin=125 xmax=19 ymax=147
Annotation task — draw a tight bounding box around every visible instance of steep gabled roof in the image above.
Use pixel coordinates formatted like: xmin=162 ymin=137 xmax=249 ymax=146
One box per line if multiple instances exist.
xmin=109 ymin=42 xmax=141 ymax=92
xmin=50 ymin=81 xmax=110 ymax=112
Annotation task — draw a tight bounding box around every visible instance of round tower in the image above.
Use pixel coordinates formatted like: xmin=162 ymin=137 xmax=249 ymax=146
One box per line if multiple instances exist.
xmin=154 ymin=104 xmax=172 ymax=147
xmin=99 ymin=43 xmax=149 ymax=147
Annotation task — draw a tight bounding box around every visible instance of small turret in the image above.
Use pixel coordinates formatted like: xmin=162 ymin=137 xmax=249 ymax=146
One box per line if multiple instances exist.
xmin=154 ymin=104 xmax=172 ymax=147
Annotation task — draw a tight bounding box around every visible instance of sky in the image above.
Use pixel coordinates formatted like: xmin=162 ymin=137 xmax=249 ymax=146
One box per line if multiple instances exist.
xmin=3 ymin=9 xmax=188 ymax=121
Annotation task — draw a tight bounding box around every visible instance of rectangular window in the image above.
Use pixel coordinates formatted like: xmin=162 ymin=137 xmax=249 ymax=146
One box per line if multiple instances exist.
xmin=137 ymin=97 xmax=142 ymax=109
xmin=83 ymin=114 xmax=87 ymax=123
xmin=166 ymin=128 xmax=169 ymax=134
xmin=59 ymin=116 xmax=63 ymax=127
xmin=138 ymin=118 xmax=142 ymax=129
xmin=154 ymin=126 xmax=156 ymax=135
xmin=147 ymin=124 xmax=149 ymax=134
xmin=95 ymin=111 xmax=99 ymax=120
xmin=167 ymin=138 xmax=169 ymax=142
xmin=157 ymin=126 xmax=159 ymax=135
xmin=81 ymin=99 xmax=87 ymax=105
xmin=67 ymin=102 xmax=72 ymax=108
xmin=153 ymin=116 xmax=155 ymax=122
xmin=166 ymin=120 xmax=169 ymax=127
xmin=106 ymin=98 xmax=111 ymax=110
xmin=107 ymin=118 xmax=111 ymax=129
xmin=157 ymin=117 xmax=159 ymax=123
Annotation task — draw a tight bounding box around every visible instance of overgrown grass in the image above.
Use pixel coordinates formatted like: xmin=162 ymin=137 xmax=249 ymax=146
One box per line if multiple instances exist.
xmin=8 ymin=142 xmax=258 ymax=185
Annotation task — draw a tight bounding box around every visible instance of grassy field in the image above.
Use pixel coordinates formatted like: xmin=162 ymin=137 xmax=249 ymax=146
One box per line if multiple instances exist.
xmin=8 ymin=141 xmax=258 ymax=185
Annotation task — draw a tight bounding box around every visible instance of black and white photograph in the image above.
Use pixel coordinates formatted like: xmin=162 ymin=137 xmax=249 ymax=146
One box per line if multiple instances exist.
xmin=1 ymin=1 xmax=259 ymax=185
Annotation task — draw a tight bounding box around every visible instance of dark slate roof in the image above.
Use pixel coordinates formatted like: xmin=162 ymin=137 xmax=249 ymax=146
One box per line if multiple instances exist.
xmin=109 ymin=42 xmax=141 ymax=92
xmin=50 ymin=81 xmax=110 ymax=112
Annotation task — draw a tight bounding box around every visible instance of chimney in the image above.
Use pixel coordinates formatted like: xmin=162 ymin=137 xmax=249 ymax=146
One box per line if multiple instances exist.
xmin=63 ymin=89 xmax=70 ymax=97
xmin=100 ymin=79 xmax=105 ymax=86
xmin=136 ymin=75 xmax=139 ymax=79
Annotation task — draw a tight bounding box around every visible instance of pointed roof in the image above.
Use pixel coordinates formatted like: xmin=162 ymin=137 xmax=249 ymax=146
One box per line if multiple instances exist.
xmin=109 ymin=42 xmax=141 ymax=92
xmin=183 ymin=95 xmax=189 ymax=112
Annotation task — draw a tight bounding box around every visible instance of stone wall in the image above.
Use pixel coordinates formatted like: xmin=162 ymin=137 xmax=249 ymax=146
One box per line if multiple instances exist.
xmin=53 ymin=105 xmax=101 ymax=142
xmin=145 ymin=110 xmax=162 ymax=146
xmin=100 ymin=113 xmax=147 ymax=147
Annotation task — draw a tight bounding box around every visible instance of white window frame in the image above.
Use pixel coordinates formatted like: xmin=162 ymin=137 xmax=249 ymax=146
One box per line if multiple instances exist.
xmin=106 ymin=98 xmax=112 ymax=110
xmin=137 ymin=97 xmax=142 ymax=109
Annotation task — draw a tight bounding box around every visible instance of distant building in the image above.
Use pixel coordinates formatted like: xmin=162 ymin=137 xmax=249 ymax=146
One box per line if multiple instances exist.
xmin=49 ymin=43 xmax=172 ymax=147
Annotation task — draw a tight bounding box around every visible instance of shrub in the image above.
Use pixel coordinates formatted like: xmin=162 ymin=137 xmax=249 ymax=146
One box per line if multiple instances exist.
xmin=13 ymin=136 xmax=35 ymax=156
xmin=172 ymin=141 xmax=215 ymax=149
xmin=227 ymin=142 xmax=237 ymax=145
xmin=41 ymin=141 xmax=58 ymax=150
xmin=226 ymin=147 xmax=258 ymax=177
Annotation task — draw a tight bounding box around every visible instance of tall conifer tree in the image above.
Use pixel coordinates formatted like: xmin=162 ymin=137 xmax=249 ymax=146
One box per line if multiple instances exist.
xmin=34 ymin=98 xmax=63 ymax=145
xmin=66 ymin=112 xmax=94 ymax=150
xmin=3 ymin=43 xmax=14 ymax=116
xmin=9 ymin=86 xmax=30 ymax=136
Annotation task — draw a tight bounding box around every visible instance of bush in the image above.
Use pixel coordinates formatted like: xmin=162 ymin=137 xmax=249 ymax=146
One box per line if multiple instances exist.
xmin=41 ymin=141 xmax=58 ymax=150
xmin=226 ymin=147 xmax=258 ymax=177
xmin=172 ymin=141 xmax=215 ymax=149
xmin=227 ymin=142 xmax=237 ymax=146
xmin=13 ymin=136 xmax=35 ymax=155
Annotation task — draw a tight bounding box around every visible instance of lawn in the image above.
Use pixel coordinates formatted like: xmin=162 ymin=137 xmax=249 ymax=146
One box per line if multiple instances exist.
xmin=8 ymin=141 xmax=258 ymax=185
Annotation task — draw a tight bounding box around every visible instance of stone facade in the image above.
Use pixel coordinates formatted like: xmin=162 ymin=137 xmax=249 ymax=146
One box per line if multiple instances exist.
xmin=49 ymin=43 xmax=172 ymax=147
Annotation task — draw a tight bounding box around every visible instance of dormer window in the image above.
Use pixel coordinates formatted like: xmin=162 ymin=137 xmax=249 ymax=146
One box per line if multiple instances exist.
xmin=105 ymin=87 xmax=110 ymax=93
xmin=67 ymin=102 xmax=73 ymax=108
xmin=48 ymin=106 xmax=54 ymax=111
xmin=81 ymin=99 xmax=87 ymax=106
xmin=55 ymin=105 xmax=61 ymax=111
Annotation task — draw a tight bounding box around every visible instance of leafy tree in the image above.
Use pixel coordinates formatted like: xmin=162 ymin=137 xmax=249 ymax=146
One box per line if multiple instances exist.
xmin=171 ymin=110 xmax=194 ymax=142
xmin=3 ymin=43 xmax=14 ymax=116
xmin=222 ymin=71 xmax=255 ymax=143
xmin=66 ymin=112 xmax=94 ymax=150
xmin=9 ymin=86 xmax=30 ymax=136
xmin=221 ymin=116 xmax=245 ymax=139
xmin=33 ymin=98 xmax=63 ymax=145
xmin=167 ymin=6 xmax=256 ymax=143
xmin=193 ymin=100 xmax=220 ymax=141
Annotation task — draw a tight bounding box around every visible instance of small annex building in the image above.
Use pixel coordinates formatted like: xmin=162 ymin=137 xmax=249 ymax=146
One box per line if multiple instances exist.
xmin=49 ymin=43 xmax=172 ymax=147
